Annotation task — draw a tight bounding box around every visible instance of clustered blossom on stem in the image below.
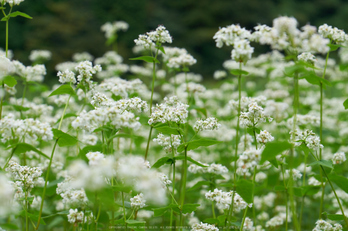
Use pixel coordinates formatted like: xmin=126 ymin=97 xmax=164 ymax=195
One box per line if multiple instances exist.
xmin=56 ymin=178 xmax=88 ymax=209
xmin=256 ymin=130 xmax=274 ymax=144
xmin=188 ymin=163 xmax=228 ymax=175
xmin=75 ymin=61 xmax=102 ymax=89
xmin=57 ymin=70 xmax=76 ymax=84
xmin=67 ymin=209 xmax=93 ymax=224
xmin=298 ymin=52 xmax=316 ymax=65
xmin=236 ymin=148 xmax=262 ymax=177
xmin=191 ymin=222 xmax=219 ymax=231
xmin=290 ymin=129 xmax=323 ymax=150
xmin=240 ymin=102 xmax=273 ymax=127
xmin=318 ymin=24 xmax=348 ymax=44
xmin=153 ymin=133 xmax=181 ymax=153
xmin=167 ymin=53 xmax=197 ymax=69
xmin=312 ymin=219 xmax=343 ymax=231
xmin=213 ymin=24 xmax=251 ymax=48
xmin=101 ymin=21 xmax=129 ymax=39
xmin=205 ymin=188 xmax=252 ymax=212
xmin=231 ymin=39 xmax=254 ymax=63
xmin=130 ymin=193 xmax=146 ymax=210
xmin=332 ymin=152 xmax=346 ymax=164
xmin=29 ymin=50 xmax=52 ymax=63
xmin=134 ymin=25 xmax=172 ymax=49
xmin=3 ymin=0 xmax=25 ymax=6
xmin=193 ymin=117 xmax=221 ymax=132
xmin=12 ymin=60 xmax=46 ymax=82
xmin=0 ymin=173 xmax=16 ymax=217
xmin=148 ymin=96 xmax=189 ymax=125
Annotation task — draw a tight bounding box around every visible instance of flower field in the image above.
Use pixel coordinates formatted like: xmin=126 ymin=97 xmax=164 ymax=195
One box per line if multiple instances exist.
xmin=1 ymin=1 xmax=348 ymax=231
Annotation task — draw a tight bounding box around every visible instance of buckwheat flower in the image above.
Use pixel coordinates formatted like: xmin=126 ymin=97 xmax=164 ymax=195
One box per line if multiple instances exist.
xmin=302 ymin=34 xmax=330 ymax=54
xmin=332 ymin=152 xmax=346 ymax=164
xmin=90 ymin=92 xmax=109 ymax=107
xmin=213 ymin=70 xmax=227 ymax=80
xmin=213 ymin=24 xmax=251 ymax=48
xmin=240 ymin=102 xmax=273 ymax=128
xmin=162 ymin=46 xmax=188 ymax=62
xmin=57 ymin=70 xmax=76 ymax=84
xmin=273 ymin=16 xmax=300 ymax=38
xmin=206 ymin=164 xmax=228 ymax=175
xmin=75 ymin=61 xmax=101 ymax=88
xmin=29 ymin=50 xmax=52 ymax=63
xmin=255 ymin=171 xmax=267 ymax=183
xmin=86 ymin=151 xmax=105 ymax=166
xmin=284 ymin=169 xmax=302 ymax=180
xmin=170 ymin=72 xmax=203 ymax=84
xmin=290 ymin=129 xmax=323 ymax=150
xmin=256 ymin=130 xmax=274 ymax=144
xmin=191 ymin=222 xmax=219 ymax=231
xmin=308 ymin=177 xmax=322 ymax=186
xmin=130 ymin=193 xmax=146 ymax=210
xmin=147 ymin=25 xmax=172 ymax=44
xmin=242 ymin=217 xmax=254 ymax=231
xmin=72 ymin=52 xmax=94 ymax=62
xmin=56 ymin=178 xmax=89 ymax=208
xmin=231 ymin=39 xmax=254 ymax=63
xmin=99 ymin=77 xmax=144 ymax=98
xmin=0 ymin=56 xmax=15 ymax=80
xmin=101 ymin=21 xmax=129 ymax=39
xmin=67 ymin=209 xmax=85 ymax=224
xmin=113 ymin=97 xmax=148 ymax=112
xmin=4 ymin=0 xmax=25 ymax=6
xmin=179 ymin=82 xmax=206 ymax=94
xmin=13 ymin=60 xmax=47 ymax=82
xmin=312 ymin=219 xmax=342 ymax=231
xmin=148 ymin=96 xmax=189 ymax=125
xmin=153 ymin=133 xmax=181 ymax=153
xmin=298 ymin=52 xmax=316 ymax=65
xmin=205 ymin=189 xmax=251 ymax=212
xmin=55 ymin=61 xmax=78 ymax=72
xmin=236 ymin=148 xmax=262 ymax=177
xmin=194 ymin=117 xmax=221 ymax=132
xmin=319 ymin=24 xmax=348 ymax=44
xmin=167 ymin=53 xmax=197 ymax=69
xmin=266 ymin=215 xmax=284 ymax=228
xmin=157 ymin=173 xmax=172 ymax=187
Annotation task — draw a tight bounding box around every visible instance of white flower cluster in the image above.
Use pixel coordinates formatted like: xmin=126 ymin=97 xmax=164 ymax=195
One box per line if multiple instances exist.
xmin=213 ymin=70 xmax=227 ymax=80
xmin=101 ymin=21 xmax=129 ymax=38
xmin=72 ymin=52 xmax=94 ymax=62
xmin=112 ymin=97 xmax=148 ymax=112
xmin=90 ymin=92 xmax=109 ymax=107
xmin=0 ymin=113 xmax=53 ymax=142
xmin=153 ymin=133 xmax=181 ymax=153
xmin=99 ymin=77 xmax=143 ymax=98
xmin=242 ymin=217 xmax=255 ymax=231
xmin=191 ymin=222 xmax=219 ymax=231
xmin=290 ymin=129 xmax=323 ymax=150
xmin=236 ymin=148 xmax=262 ymax=177
xmin=56 ymin=178 xmax=88 ymax=208
xmin=256 ymin=130 xmax=274 ymax=144
xmin=134 ymin=25 xmax=172 ymax=49
xmin=29 ymin=50 xmax=52 ymax=62
xmin=157 ymin=173 xmax=172 ymax=187
xmin=178 ymin=82 xmax=206 ymax=94
xmin=6 ymin=161 xmax=43 ymax=192
xmin=117 ymin=156 xmax=167 ymax=205
xmin=130 ymin=193 xmax=146 ymax=210
xmin=95 ymin=51 xmax=123 ymax=66
xmin=188 ymin=163 xmax=228 ymax=175
xmin=193 ymin=117 xmax=221 ymax=132
xmin=205 ymin=188 xmax=251 ymax=212
xmin=240 ymin=102 xmax=273 ymax=127
xmin=55 ymin=61 xmax=77 ymax=72
xmin=265 ymin=215 xmax=285 ymax=228
xmin=148 ymin=96 xmax=189 ymax=125
xmin=67 ymin=209 xmax=92 ymax=224
xmin=162 ymin=46 xmax=188 ymax=62
xmin=298 ymin=52 xmax=316 ymax=64
xmin=57 ymin=70 xmax=76 ymax=84
xmin=213 ymin=24 xmax=251 ymax=48
xmin=308 ymin=177 xmax=321 ymax=186
xmin=170 ymin=72 xmax=202 ymax=85
xmin=75 ymin=61 xmax=102 ymax=88
xmin=167 ymin=53 xmax=197 ymax=69
xmin=319 ymin=24 xmax=348 ymax=44
xmin=12 ymin=60 xmax=46 ymax=82
xmin=231 ymin=39 xmax=254 ymax=63
xmin=283 ymin=169 xmax=302 ymax=180
xmin=3 ymin=0 xmax=24 ymax=6
xmin=312 ymin=219 xmax=343 ymax=231
xmin=287 ymin=114 xmax=319 ymax=128
xmin=332 ymin=152 xmax=346 ymax=164
xmin=72 ymin=105 xmax=141 ymax=132
xmin=86 ymin=151 xmax=105 ymax=166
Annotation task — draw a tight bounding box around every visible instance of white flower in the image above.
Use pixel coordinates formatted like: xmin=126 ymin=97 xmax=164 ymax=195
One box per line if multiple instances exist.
xmin=256 ymin=130 xmax=274 ymax=144
xmin=130 ymin=193 xmax=146 ymax=210
xmin=29 ymin=50 xmax=52 ymax=62
xmin=57 ymin=70 xmax=76 ymax=84
xmin=298 ymin=52 xmax=316 ymax=64
xmin=332 ymin=152 xmax=346 ymax=164
xmin=194 ymin=117 xmax=221 ymax=132
xmin=0 ymin=56 xmax=15 ymax=80
xmin=319 ymin=24 xmax=348 ymax=44
xmin=167 ymin=53 xmax=197 ymax=69
xmin=231 ymin=39 xmax=254 ymax=63
xmin=101 ymin=21 xmax=129 ymax=39
xmin=213 ymin=24 xmax=251 ymax=48
xmin=191 ymin=222 xmax=219 ymax=231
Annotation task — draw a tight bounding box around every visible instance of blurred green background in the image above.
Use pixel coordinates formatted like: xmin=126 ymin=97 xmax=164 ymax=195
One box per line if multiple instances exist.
xmin=2 ymin=0 xmax=348 ymax=80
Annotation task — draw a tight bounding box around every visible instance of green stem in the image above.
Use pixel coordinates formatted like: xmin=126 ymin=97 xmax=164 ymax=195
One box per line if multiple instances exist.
xmin=212 ymin=201 xmax=216 ymax=219
xmin=281 ymin=164 xmax=289 ymax=231
xmin=0 ymin=83 xmax=4 ymax=119
xmin=239 ymin=206 xmax=248 ymax=231
xmin=122 ymin=192 xmax=127 ymax=230
xmin=144 ymin=126 xmax=153 ymax=161
xmin=5 ymin=18 xmax=8 ymax=58
xmin=170 ymin=138 xmax=176 ymax=230
xmin=319 ymin=48 xmax=330 ymax=218
xmin=180 ymin=146 xmax=188 ymax=230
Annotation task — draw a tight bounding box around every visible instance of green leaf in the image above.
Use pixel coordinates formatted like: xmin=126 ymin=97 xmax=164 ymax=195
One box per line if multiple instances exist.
xmin=112 ymin=185 xmax=132 ymax=193
xmin=329 ymin=174 xmax=348 ymax=194
xmin=174 ymin=155 xmax=208 ymax=167
xmin=260 ymin=141 xmax=292 ymax=165
xmin=230 ymin=69 xmax=249 ymax=76
xmin=153 ymin=204 xmax=179 ymax=217
xmin=153 ymin=124 xmax=180 ymax=135
xmin=55 ymin=113 xmax=77 ymax=124
xmin=156 ymin=46 xmax=165 ymax=54
xmin=308 ymin=160 xmax=333 ymax=169
xmin=12 ymin=104 xmax=30 ymax=112
xmin=151 ymin=157 xmax=173 ymax=168
xmin=187 ymin=181 xmax=211 ymax=192
xmin=3 ymin=75 xmax=17 ymax=87
xmin=126 ymin=220 xmax=146 ymax=225
xmin=52 ymin=129 xmax=78 ymax=147
xmin=49 ymin=84 xmax=76 ymax=97
xmin=188 ymin=106 xmax=207 ymax=117
xmin=322 ymin=212 xmax=346 ymax=221
xmin=177 ymin=139 xmax=222 ymax=153
xmin=303 ymin=72 xmax=332 ymax=88
xmin=217 ymin=215 xmax=228 ymax=226
xmin=78 ymin=144 xmax=103 ymax=161
xmin=274 ymin=185 xmax=286 ymax=192
xmin=8 ymin=11 xmax=32 ymax=19
xmin=284 ymin=64 xmax=306 ymax=77
xmin=182 ymin=204 xmax=200 ymax=214
xmin=344 ymin=98 xmax=348 ymax=110
xmin=203 ymin=218 xmax=219 ymax=224
xmin=129 ymin=56 xmax=159 ymax=63
xmin=329 ymin=43 xmax=345 ymax=52
xmin=236 ymin=179 xmax=254 ymax=204
xmin=12 ymin=143 xmax=49 ymax=159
